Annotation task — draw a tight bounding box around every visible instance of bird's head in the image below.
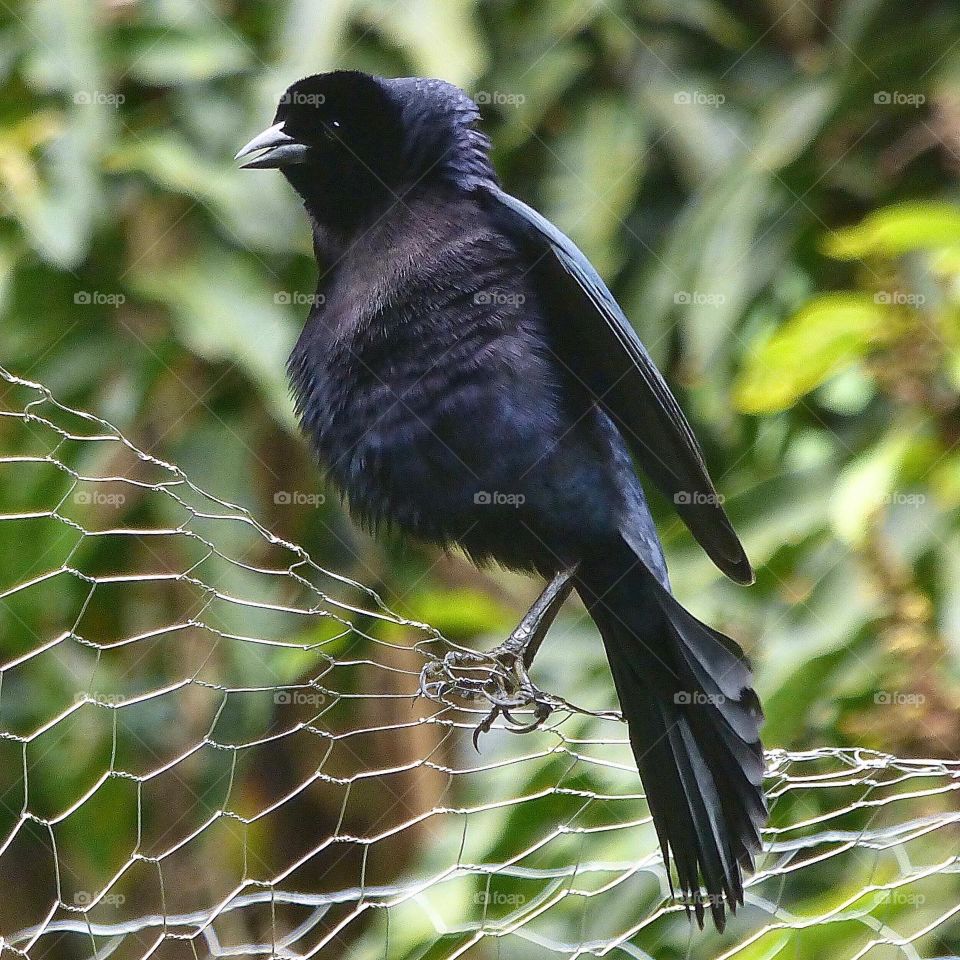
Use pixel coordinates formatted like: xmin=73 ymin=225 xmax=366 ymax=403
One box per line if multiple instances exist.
xmin=236 ymin=71 xmax=495 ymax=229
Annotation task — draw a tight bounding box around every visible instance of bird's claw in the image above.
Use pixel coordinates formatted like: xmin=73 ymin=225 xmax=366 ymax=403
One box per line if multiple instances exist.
xmin=419 ymin=646 xmax=559 ymax=746
xmin=418 ymin=649 xmax=489 ymax=701
xmin=472 ymin=705 xmax=500 ymax=751
xmin=502 ymin=700 xmax=552 ymax=733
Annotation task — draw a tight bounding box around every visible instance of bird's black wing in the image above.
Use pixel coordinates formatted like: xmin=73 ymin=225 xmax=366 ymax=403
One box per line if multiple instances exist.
xmin=482 ymin=186 xmax=753 ymax=585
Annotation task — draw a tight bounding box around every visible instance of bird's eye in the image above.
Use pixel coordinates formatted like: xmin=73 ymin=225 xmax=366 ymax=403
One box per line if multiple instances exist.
xmin=323 ymin=120 xmax=341 ymax=141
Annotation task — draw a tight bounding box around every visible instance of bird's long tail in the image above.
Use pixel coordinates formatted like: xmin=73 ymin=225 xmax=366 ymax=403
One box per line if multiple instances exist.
xmin=576 ymin=538 xmax=766 ymax=931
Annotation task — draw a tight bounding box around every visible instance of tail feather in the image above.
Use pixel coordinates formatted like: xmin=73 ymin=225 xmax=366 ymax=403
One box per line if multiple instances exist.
xmin=577 ymin=543 xmax=766 ymax=931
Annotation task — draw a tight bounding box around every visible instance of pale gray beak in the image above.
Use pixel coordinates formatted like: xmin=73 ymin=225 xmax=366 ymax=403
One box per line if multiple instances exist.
xmin=235 ymin=122 xmax=310 ymax=169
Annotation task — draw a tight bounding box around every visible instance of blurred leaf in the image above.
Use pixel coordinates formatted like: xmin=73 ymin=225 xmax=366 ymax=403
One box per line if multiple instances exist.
xmin=480 ymin=47 xmax=587 ymax=152
xmin=734 ymin=294 xmax=896 ymax=413
xmin=109 ymin=133 xmax=304 ymax=255
xmin=830 ymin=433 xmax=913 ymax=544
xmin=125 ymin=32 xmax=252 ymax=84
xmin=730 ymin=928 xmax=792 ymax=960
xmin=23 ymin=0 xmax=99 ymax=93
xmin=364 ymin=0 xmax=486 ymax=85
xmin=542 ymin=95 xmax=645 ymax=275
xmin=759 ymin=562 xmax=877 ymax=744
xmin=277 ymin=0 xmax=360 ymax=78
xmin=16 ymin=0 xmax=109 ymax=266
xmin=940 ymin=539 xmax=960 ymax=670
xmin=751 ymin=80 xmax=838 ymax=171
xmin=639 ymin=0 xmax=748 ymax=48
xmin=400 ymin=586 xmax=512 ymax=638
xmin=823 ymin=202 xmax=960 ymax=260
xmin=130 ymin=248 xmax=297 ymax=423
xmin=639 ymin=62 xmax=743 ymax=185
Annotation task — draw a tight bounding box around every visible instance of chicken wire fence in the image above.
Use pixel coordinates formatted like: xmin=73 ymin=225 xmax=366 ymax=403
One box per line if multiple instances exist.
xmin=0 ymin=362 xmax=958 ymax=960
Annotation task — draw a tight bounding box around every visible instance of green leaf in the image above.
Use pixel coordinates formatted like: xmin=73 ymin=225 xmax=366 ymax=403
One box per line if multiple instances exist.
xmin=130 ymin=247 xmax=298 ymax=424
xmin=639 ymin=0 xmax=749 ymax=48
xmin=364 ymin=0 xmax=486 ymax=85
xmin=15 ymin=0 xmax=109 ymax=266
xmin=108 ymin=133 xmax=304 ymax=255
xmin=125 ymin=33 xmax=252 ymax=84
xmin=276 ymin=0 xmax=359 ymax=78
xmin=734 ymin=294 xmax=895 ymax=413
xmin=829 ymin=433 xmax=913 ymax=544
xmin=759 ymin=560 xmax=877 ymax=743
xmin=478 ymin=47 xmax=588 ymax=153
xmin=751 ymin=80 xmax=838 ymax=172
xmin=823 ymin=202 xmax=960 ymax=260
xmin=729 ymin=928 xmax=793 ymax=960
xmin=541 ymin=96 xmax=645 ymax=277
xmin=398 ymin=586 xmax=512 ymax=638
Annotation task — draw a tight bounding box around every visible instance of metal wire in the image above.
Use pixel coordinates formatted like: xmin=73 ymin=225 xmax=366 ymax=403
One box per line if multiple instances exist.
xmin=0 ymin=364 xmax=957 ymax=960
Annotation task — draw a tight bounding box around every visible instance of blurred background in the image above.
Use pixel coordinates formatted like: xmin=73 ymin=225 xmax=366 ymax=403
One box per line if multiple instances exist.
xmin=2 ymin=0 xmax=960 ymax=956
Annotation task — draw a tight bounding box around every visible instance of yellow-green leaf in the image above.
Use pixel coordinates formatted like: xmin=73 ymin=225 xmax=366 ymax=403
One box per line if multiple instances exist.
xmin=734 ymin=294 xmax=894 ymax=414
xmin=823 ymin=202 xmax=960 ymax=260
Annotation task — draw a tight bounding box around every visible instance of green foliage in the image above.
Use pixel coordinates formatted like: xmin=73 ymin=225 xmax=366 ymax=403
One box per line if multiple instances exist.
xmin=735 ymin=293 xmax=897 ymax=413
xmin=2 ymin=0 xmax=960 ymax=955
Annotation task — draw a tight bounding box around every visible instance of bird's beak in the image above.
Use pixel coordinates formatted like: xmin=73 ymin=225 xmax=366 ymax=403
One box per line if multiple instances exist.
xmin=235 ymin=122 xmax=310 ymax=169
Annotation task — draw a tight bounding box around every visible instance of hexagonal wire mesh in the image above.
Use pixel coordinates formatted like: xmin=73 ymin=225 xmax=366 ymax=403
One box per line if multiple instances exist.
xmin=0 ymin=363 xmax=958 ymax=960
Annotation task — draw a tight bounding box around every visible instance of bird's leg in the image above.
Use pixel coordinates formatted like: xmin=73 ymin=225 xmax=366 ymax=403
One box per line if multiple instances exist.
xmin=419 ymin=567 xmax=578 ymax=744
xmin=488 ymin=566 xmax=577 ymax=669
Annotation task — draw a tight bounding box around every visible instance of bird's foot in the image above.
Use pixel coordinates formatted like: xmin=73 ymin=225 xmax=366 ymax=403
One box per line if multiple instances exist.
xmin=418 ymin=568 xmax=578 ymax=746
xmin=418 ymin=643 xmax=561 ymax=747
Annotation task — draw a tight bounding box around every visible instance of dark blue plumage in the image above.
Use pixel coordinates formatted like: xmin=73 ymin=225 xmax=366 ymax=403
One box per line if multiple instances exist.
xmin=238 ymin=70 xmax=766 ymax=930
xmin=287 ymin=187 xmax=639 ymax=574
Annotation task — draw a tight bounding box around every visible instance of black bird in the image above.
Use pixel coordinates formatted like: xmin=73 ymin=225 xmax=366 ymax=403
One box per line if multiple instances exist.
xmin=236 ymin=71 xmax=766 ymax=930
